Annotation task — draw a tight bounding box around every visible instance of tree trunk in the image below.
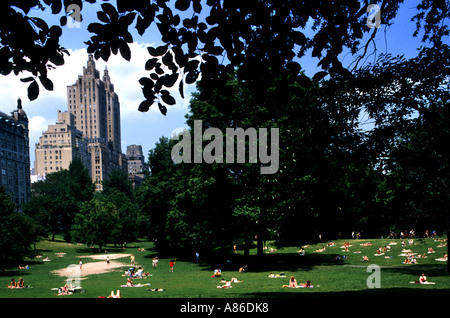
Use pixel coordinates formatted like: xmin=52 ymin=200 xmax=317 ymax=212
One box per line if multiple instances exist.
xmin=256 ymin=235 xmax=264 ymax=259
xmin=244 ymin=238 xmax=250 ymax=257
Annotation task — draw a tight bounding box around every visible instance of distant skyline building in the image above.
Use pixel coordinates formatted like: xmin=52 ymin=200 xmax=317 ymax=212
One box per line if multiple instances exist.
xmin=126 ymin=144 xmax=147 ymax=188
xmin=66 ymin=54 xmax=127 ymax=190
xmin=34 ymin=110 xmax=91 ymax=177
xmin=0 ymin=98 xmax=30 ymax=207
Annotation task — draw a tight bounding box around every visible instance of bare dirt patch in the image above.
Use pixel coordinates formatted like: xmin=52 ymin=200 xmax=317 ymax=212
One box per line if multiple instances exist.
xmin=52 ymin=253 xmax=132 ymax=278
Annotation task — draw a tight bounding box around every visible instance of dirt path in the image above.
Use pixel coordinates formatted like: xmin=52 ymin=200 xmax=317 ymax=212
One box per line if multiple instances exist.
xmin=52 ymin=253 xmax=132 ymax=277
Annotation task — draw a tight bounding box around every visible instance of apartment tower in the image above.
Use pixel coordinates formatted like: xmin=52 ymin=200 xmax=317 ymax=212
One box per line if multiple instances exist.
xmin=67 ymin=54 xmax=127 ymax=189
xmin=34 ymin=110 xmax=90 ymax=176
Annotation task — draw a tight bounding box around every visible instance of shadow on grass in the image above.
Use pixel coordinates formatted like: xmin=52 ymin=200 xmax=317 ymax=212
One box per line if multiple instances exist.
xmin=243 ymin=287 xmax=450 ymax=299
xmin=195 ymin=250 xmax=348 ymax=273
xmin=380 ymin=264 xmax=450 ymax=278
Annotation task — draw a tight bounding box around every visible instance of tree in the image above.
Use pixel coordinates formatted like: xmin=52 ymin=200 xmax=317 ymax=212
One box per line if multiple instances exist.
xmin=99 ymin=169 xmax=140 ymax=244
xmin=0 ymin=187 xmax=35 ymax=267
xmin=23 ymin=158 xmax=94 ymax=241
xmin=328 ymin=44 xmax=450 ymax=237
xmin=102 ymin=169 xmax=134 ymax=199
xmin=71 ymin=197 xmax=119 ymax=251
xmin=68 ymin=157 xmax=95 ymax=203
xmin=24 ymin=169 xmax=75 ymax=241
xmin=103 ymin=190 xmax=140 ymax=245
xmin=136 ymin=137 xmax=178 ymax=251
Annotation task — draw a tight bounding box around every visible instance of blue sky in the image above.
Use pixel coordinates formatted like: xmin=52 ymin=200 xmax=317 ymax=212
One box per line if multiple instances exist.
xmin=0 ymin=0 xmax=447 ymax=168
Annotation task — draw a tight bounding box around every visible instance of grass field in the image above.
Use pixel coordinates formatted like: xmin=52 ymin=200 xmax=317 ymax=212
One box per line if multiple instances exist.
xmin=0 ymin=236 xmax=449 ymax=299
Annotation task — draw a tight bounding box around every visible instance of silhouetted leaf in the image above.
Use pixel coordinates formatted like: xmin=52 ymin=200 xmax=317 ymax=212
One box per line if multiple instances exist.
xmin=286 ymin=61 xmax=301 ymax=76
xmin=313 ymin=71 xmax=328 ymax=82
xmin=101 ymin=3 xmax=118 ymax=22
xmin=119 ymin=12 xmax=136 ymax=27
xmin=97 ymin=11 xmax=110 ymax=23
xmin=162 ymin=51 xmax=177 ymax=71
xmin=158 ymin=102 xmax=167 ymax=115
xmin=160 ymin=90 xmax=176 ymax=105
xmin=148 ymin=44 xmax=169 ymax=57
xmin=185 ymin=70 xmax=199 ymax=84
xmin=39 ymin=76 xmax=54 ymax=91
xmin=175 ymin=0 xmax=190 ymax=11
xmin=27 ymin=80 xmax=39 ymax=101
xmin=208 ymin=46 xmax=224 ymax=56
xmin=145 ymin=58 xmax=159 ymax=70
xmin=20 ymin=77 xmax=34 ymax=83
xmin=138 ymin=99 xmax=152 ymax=112
xmin=162 ymin=73 xmax=178 ymax=87
xmin=179 ymin=78 xmax=184 ymax=98
xmin=193 ymin=0 xmax=202 ymax=13
xmin=119 ymin=41 xmax=131 ymax=61
xmin=139 ymin=77 xmax=153 ymax=87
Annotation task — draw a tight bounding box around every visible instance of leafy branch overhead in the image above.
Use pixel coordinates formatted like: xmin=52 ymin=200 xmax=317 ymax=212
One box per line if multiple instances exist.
xmin=1 ymin=1 xmax=448 ymax=109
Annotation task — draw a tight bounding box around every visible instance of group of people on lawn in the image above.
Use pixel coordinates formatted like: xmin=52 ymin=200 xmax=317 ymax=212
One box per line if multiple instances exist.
xmin=6 ymin=277 xmax=25 ymax=289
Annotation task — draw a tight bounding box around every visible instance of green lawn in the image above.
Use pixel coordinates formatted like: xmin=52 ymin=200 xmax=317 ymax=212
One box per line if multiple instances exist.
xmin=1 ymin=236 xmax=449 ymax=299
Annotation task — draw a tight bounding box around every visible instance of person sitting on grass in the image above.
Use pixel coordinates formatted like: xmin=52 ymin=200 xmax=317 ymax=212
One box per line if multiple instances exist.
xmin=136 ymin=267 xmax=144 ymax=278
xmin=282 ymin=276 xmax=299 ymax=288
xmin=361 ymin=255 xmax=369 ymax=261
xmin=17 ymin=277 xmax=25 ymax=288
xmin=419 ymin=273 xmax=427 ymax=284
xmin=239 ymin=265 xmax=247 ymax=272
xmin=126 ymin=277 xmax=133 ymax=287
xmin=212 ymin=269 xmax=222 ymax=277
xmin=7 ymin=278 xmax=16 ymax=288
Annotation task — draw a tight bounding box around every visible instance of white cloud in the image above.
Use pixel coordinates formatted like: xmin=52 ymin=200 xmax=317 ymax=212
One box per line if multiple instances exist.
xmin=28 ymin=115 xmax=54 ymax=146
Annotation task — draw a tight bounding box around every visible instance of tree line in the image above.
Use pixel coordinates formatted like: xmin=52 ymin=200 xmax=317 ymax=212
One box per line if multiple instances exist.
xmin=136 ymin=51 xmax=450 ymax=259
xmin=0 ymin=159 xmax=140 ymax=267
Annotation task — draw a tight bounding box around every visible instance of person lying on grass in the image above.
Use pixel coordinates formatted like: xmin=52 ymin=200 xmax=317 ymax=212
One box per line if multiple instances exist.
xmin=57 ymin=284 xmax=69 ymax=296
xmin=107 ymin=290 xmax=121 ymax=298
xmin=217 ymin=280 xmax=232 ymax=288
xmin=282 ymin=276 xmax=314 ymax=288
